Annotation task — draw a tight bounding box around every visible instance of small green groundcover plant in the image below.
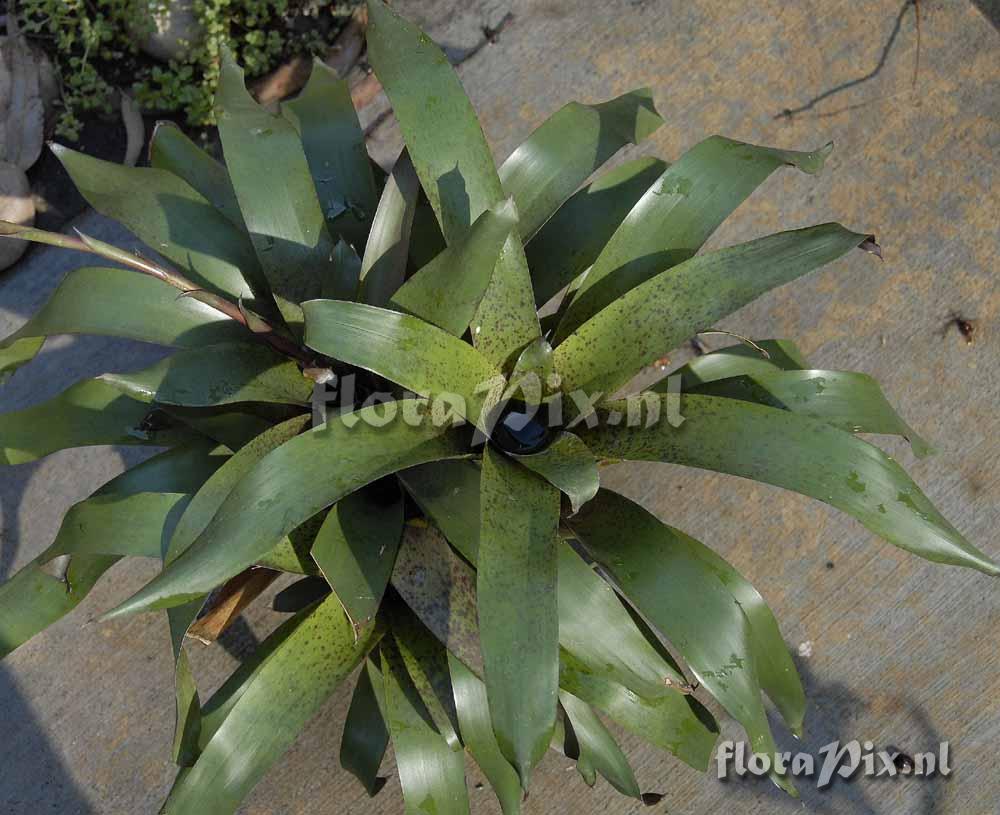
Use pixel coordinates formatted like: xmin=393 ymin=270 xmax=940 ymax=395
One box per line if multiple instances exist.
xmin=0 ymin=2 xmax=994 ymax=812
xmin=18 ymin=0 xmax=357 ymax=140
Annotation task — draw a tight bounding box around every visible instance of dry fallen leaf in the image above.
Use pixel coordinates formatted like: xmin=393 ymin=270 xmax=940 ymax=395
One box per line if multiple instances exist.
xmin=0 ymin=22 xmax=57 ymax=171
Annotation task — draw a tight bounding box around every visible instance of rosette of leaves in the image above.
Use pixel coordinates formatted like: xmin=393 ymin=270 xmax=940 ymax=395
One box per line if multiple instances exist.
xmin=0 ymin=2 xmax=994 ymax=813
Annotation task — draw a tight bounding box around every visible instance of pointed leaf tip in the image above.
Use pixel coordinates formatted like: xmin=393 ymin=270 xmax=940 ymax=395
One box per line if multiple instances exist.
xmin=860 ymin=236 xmax=882 ymax=259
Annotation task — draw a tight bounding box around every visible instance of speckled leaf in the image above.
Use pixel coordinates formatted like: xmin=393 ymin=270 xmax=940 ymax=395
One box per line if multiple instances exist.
xmin=149 ymin=121 xmax=246 ymax=230
xmin=365 ymin=1 xmax=538 ymax=369
xmin=499 ymin=88 xmax=663 ymax=240
xmin=161 ymin=594 xmax=378 ymax=815
xmin=449 ymin=653 xmax=522 ymax=815
xmin=302 ymin=300 xmax=502 ymax=428
xmin=215 ymin=53 xmax=340 ymax=329
xmin=559 ymin=690 xmax=641 ymax=799
xmin=662 ymin=338 xmax=808 ymax=389
xmin=283 ymin=59 xmax=378 ymax=250
xmin=685 ymin=369 xmax=933 ymax=457
xmin=311 ymin=483 xmax=404 ymax=638
xmin=389 ymin=601 xmax=463 ymax=750
xmin=478 ymin=446 xmax=560 ymax=785
xmin=105 ymin=401 xmax=470 ymax=617
xmin=553 ymin=137 xmax=833 ymax=341
xmin=0 ymin=379 xmax=194 ymax=465
xmin=52 ymin=145 xmax=268 ymax=305
xmin=567 ymin=490 xmax=795 ymax=794
xmin=554 ymin=224 xmax=874 ymax=395
xmin=399 ymin=460 xmax=687 ymax=700
xmin=390 ymin=198 xmax=518 ymax=336
xmin=341 ymin=658 xmax=390 ymax=797
xmin=381 ymin=638 xmax=471 ymax=815
xmin=525 ymin=157 xmax=667 ymax=308
xmin=390 ymin=522 xmax=484 ymax=675
xmin=0 ymin=266 xmax=252 ymax=382
xmin=583 ymin=395 xmax=998 ymax=575
xmin=358 ymin=149 xmax=420 ymax=307
xmin=100 ymin=342 xmax=312 ymax=407
xmin=558 ymin=650 xmax=718 ymax=771
xmin=513 ymin=432 xmax=599 ymax=514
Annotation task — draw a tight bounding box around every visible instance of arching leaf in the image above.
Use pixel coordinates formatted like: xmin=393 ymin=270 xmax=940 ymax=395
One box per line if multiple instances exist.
xmin=553 ymin=224 xmax=874 ymax=395
xmin=582 ymin=395 xmax=997 ymax=575
xmin=104 ymin=401 xmax=471 ymax=617
xmin=499 ymin=88 xmax=663 ymax=240
xmin=0 ymin=266 xmax=252 ymax=382
xmin=553 ymin=137 xmax=833 ymax=341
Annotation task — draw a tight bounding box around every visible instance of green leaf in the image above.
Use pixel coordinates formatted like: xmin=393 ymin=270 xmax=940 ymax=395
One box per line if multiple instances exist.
xmin=583 ymin=395 xmax=998 ymax=575
xmin=365 ymin=0 xmax=503 ymax=245
xmin=161 ymin=594 xmax=378 ymax=815
xmin=365 ymin=0 xmax=538 ymax=369
xmin=553 ymin=137 xmax=833 ymax=341
xmin=685 ymin=369 xmax=933 ymax=457
xmin=340 ymin=658 xmax=390 ymax=796
xmin=391 ymin=523 xmax=484 ymax=675
xmin=381 ymin=638 xmax=471 ymax=815
xmin=0 ymin=379 xmax=193 ymax=465
xmin=499 ymin=89 xmax=662 ymax=240
xmin=567 ymin=489 xmax=794 ymax=794
xmin=0 ymin=441 xmax=226 ymax=660
xmin=399 ymin=460 xmax=686 ymax=700
xmin=478 ymin=447 xmax=560 ymax=785
xmin=0 ymin=555 xmax=116 ymax=660
xmin=52 ymin=145 xmax=268 ymax=306
xmin=390 ymin=198 xmax=518 ymax=336
xmin=389 ymin=600 xmax=463 ymax=750
xmin=99 ymin=342 xmax=312 ymax=407
xmin=302 ymin=300 xmax=502 ymax=428
xmin=525 ymin=157 xmax=667 ymax=308
xmin=559 ymin=690 xmax=641 ymax=798
xmin=149 ymin=121 xmax=247 ymax=230
xmin=283 ymin=59 xmax=378 ymax=251
xmin=553 ymin=224 xmax=874 ymax=395
xmin=215 ymin=52 xmax=341 ymax=329
xmin=513 ymin=432 xmax=599 ymax=514
xmin=663 ymin=338 xmax=809 ymax=388
xmin=449 ymin=653 xmax=522 ymax=815
xmin=105 ymin=401 xmax=471 ymax=616
xmin=358 ymin=150 xmax=420 ymax=307
xmin=0 ymin=266 xmax=252 ymax=382
xmin=558 ymin=650 xmax=718 ymax=771
xmin=43 ymin=492 xmax=190 ymax=560
xmin=311 ymin=482 xmax=404 ymax=638
xmin=556 ymin=543 xmax=687 ymax=700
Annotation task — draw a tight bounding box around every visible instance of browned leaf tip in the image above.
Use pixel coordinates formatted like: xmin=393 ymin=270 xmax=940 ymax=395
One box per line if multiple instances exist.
xmin=640 ymin=793 xmax=666 ymax=806
xmin=859 ymin=236 xmax=883 ymax=260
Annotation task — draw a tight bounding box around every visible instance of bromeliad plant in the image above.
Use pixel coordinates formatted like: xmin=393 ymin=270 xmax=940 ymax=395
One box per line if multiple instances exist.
xmin=0 ymin=2 xmax=994 ymax=812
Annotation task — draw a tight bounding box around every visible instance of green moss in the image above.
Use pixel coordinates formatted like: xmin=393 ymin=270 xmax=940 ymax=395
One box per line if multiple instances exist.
xmin=19 ymin=0 xmax=359 ymax=140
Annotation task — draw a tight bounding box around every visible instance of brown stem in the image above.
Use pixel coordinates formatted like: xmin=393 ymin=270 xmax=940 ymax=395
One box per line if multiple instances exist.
xmin=0 ymin=220 xmax=317 ymax=366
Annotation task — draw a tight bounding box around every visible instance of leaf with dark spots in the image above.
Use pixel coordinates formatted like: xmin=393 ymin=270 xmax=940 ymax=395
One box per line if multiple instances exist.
xmin=499 ymin=88 xmax=664 ymax=240
xmin=581 ymin=395 xmax=997 ymax=575
xmin=312 ymin=483 xmax=404 ymax=638
xmin=161 ymin=594 xmax=378 ymax=814
xmin=100 ymin=342 xmax=313 ymax=408
xmin=553 ymin=136 xmax=835 ymax=342
xmin=553 ymin=224 xmax=875 ymax=395
xmin=525 ymin=157 xmax=668 ymax=308
xmin=477 ymin=447 xmax=560 ymax=786
xmin=104 ymin=401 xmax=471 ymax=617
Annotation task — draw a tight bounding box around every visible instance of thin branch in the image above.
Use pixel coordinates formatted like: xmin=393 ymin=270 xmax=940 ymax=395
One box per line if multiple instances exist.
xmin=0 ymin=220 xmax=316 ymax=366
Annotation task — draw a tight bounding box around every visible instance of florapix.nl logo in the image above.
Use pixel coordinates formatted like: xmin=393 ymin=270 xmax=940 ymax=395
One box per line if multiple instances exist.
xmin=716 ymin=740 xmax=952 ymax=789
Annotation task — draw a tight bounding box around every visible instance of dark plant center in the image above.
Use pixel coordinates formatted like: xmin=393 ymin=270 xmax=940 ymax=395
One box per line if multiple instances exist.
xmin=489 ymin=400 xmax=555 ymax=455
